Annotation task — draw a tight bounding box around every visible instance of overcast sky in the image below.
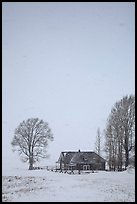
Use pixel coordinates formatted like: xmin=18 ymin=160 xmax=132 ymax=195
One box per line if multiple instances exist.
xmin=2 ymin=2 xmax=135 ymax=170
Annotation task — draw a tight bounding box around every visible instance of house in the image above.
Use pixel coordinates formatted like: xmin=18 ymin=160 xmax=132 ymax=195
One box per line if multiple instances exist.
xmin=57 ymin=150 xmax=106 ymax=173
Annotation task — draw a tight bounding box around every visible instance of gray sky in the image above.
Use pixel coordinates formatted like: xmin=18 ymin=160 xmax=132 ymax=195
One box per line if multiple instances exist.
xmin=2 ymin=2 xmax=135 ymax=169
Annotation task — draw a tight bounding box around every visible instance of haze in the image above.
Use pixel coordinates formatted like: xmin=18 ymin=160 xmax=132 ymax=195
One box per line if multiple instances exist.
xmin=2 ymin=2 xmax=135 ymax=170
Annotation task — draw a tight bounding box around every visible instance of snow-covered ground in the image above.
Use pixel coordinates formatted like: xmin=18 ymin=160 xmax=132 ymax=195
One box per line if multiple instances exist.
xmin=2 ymin=167 xmax=135 ymax=202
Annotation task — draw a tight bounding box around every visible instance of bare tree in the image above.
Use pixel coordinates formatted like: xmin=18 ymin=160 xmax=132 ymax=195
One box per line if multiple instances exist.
xmin=120 ymin=95 xmax=135 ymax=168
xmin=109 ymin=102 xmax=124 ymax=171
xmin=104 ymin=120 xmax=117 ymax=171
xmin=95 ymin=128 xmax=102 ymax=170
xmin=95 ymin=128 xmax=101 ymax=156
xmin=11 ymin=118 xmax=54 ymax=170
xmin=104 ymin=95 xmax=135 ymax=170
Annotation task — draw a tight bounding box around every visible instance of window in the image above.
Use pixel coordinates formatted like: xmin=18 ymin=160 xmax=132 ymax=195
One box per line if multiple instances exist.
xmin=83 ymin=165 xmax=90 ymax=170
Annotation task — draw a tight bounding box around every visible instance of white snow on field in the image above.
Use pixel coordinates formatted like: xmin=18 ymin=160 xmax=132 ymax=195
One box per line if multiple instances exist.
xmin=2 ymin=167 xmax=135 ymax=202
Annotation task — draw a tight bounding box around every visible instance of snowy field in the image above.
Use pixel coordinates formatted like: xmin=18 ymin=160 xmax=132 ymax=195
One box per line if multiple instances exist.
xmin=2 ymin=167 xmax=135 ymax=202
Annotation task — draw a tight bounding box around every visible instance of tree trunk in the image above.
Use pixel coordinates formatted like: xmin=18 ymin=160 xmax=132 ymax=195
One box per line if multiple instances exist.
xmin=78 ymin=164 xmax=81 ymax=174
xmin=29 ymin=156 xmax=34 ymax=170
xmin=124 ymin=132 xmax=129 ymax=169
xmin=60 ymin=160 xmax=63 ymax=172
xmin=125 ymin=149 xmax=129 ymax=169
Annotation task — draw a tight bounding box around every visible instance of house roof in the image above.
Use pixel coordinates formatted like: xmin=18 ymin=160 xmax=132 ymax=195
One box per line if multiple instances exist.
xmin=58 ymin=151 xmax=76 ymax=164
xmin=57 ymin=151 xmax=106 ymax=165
